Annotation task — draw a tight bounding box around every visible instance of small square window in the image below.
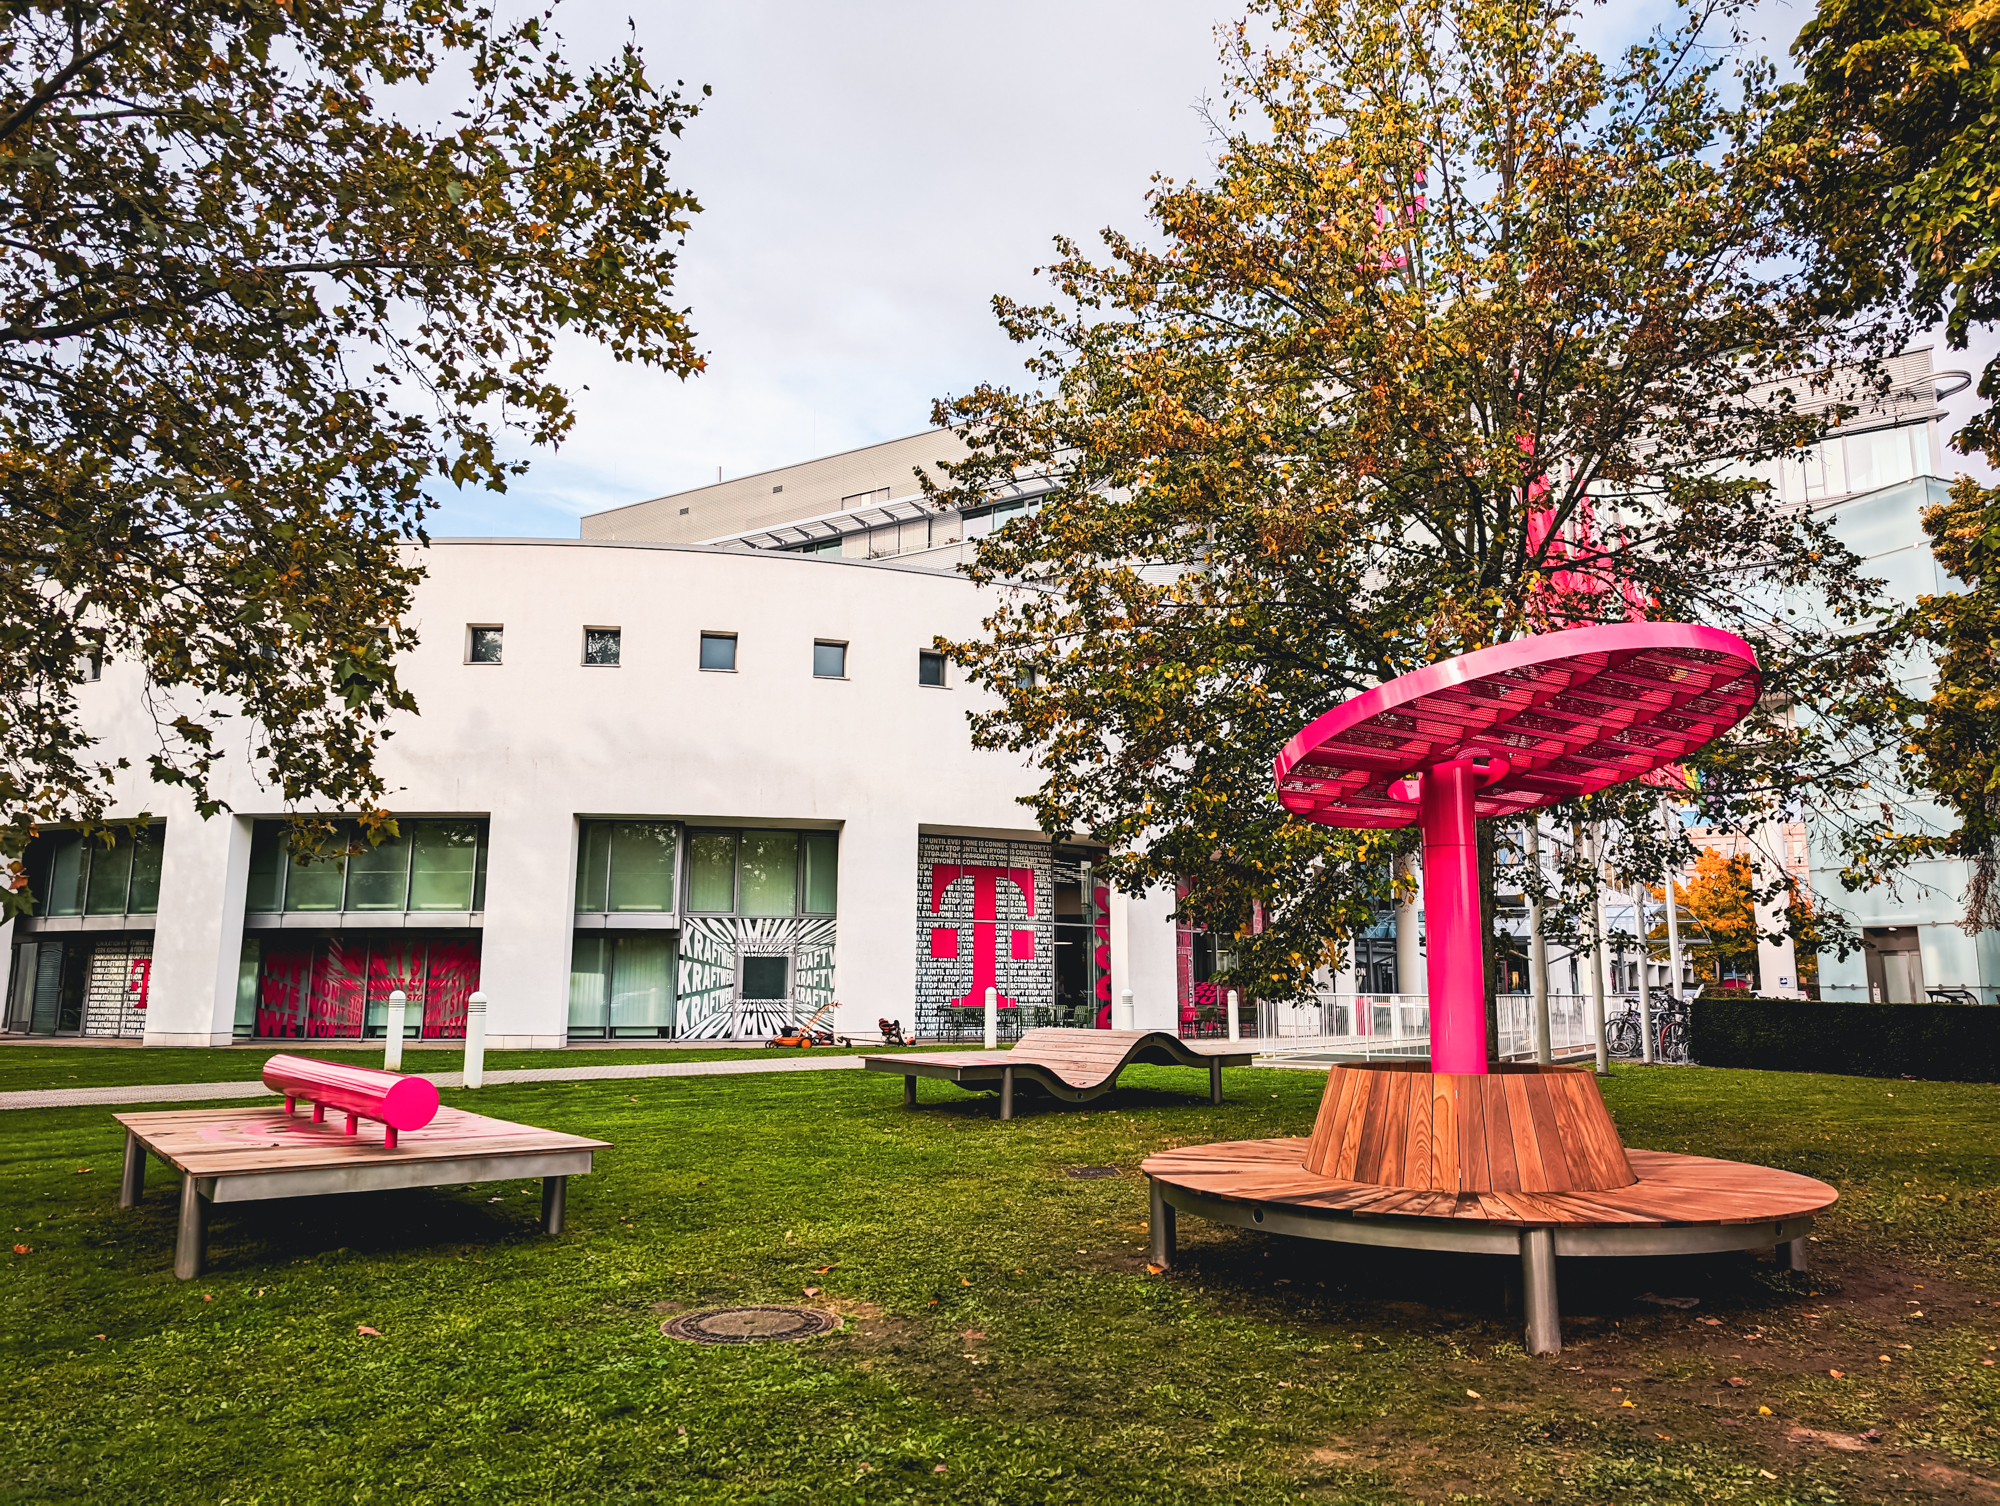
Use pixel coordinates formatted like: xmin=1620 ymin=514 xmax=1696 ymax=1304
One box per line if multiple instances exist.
xmin=918 ymin=650 xmax=947 ymax=688
xmin=468 ymin=626 xmax=503 ymax=664
xmin=583 ymin=627 xmax=621 ymax=666
xmin=813 ymin=641 xmax=847 ymax=679
xmin=741 ymin=954 xmax=789 ymax=1000
xmin=699 ymin=632 xmax=737 ymax=671
xmin=76 ymin=652 xmax=102 ymax=683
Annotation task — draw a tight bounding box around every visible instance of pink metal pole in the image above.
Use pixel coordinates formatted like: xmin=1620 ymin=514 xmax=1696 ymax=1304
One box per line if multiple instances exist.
xmin=1418 ymin=758 xmax=1489 ymax=1074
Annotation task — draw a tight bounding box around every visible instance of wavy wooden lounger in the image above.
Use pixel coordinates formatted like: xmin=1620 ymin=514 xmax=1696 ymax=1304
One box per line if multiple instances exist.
xmin=864 ymin=1028 xmax=1258 ymax=1119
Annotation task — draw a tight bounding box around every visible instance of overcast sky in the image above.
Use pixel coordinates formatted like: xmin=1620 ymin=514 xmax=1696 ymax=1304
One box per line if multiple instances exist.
xmin=425 ymin=0 xmax=1997 ymax=540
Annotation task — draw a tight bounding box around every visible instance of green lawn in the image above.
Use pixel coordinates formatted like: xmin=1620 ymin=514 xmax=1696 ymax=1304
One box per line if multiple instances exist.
xmin=0 ymin=1041 xmax=975 ymax=1094
xmin=3 ymin=1062 xmax=1997 ymax=1503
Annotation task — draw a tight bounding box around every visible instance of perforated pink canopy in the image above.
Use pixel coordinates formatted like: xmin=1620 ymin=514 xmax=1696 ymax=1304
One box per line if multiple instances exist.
xmin=1273 ymin=623 xmax=1761 ymax=830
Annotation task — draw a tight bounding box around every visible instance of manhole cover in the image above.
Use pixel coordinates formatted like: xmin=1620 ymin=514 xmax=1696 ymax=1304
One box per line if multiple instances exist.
xmin=1064 ymin=1165 xmax=1121 ymax=1179
xmin=662 ymin=1306 xmax=840 ymax=1344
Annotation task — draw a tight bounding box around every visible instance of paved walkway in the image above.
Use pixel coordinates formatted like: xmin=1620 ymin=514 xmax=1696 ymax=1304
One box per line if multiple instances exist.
xmin=0 ymin=1052 xmax=873 ymax=1111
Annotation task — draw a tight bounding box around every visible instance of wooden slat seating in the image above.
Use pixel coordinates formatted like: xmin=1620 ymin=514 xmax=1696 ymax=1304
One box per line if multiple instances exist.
xmin=1143 ymin=1138 xmax=1836 ymax=1230
xmin=865 ymin=1028 xmax=1256 ymax=1118
xmin=1300 ymin=1062 xmax=1635 ymax=1193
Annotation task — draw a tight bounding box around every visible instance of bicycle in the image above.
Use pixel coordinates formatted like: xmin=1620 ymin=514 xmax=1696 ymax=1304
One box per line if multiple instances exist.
xmin=1654 ymin=996 xmax=1691 ymax=1063
xmin=1605 ymin=999 xmax=1644 ymax=1059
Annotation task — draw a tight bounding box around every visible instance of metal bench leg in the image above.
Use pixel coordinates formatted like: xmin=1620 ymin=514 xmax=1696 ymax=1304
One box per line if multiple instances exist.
xmin=174 ymin=1176 xmax=207 ymax=1281
xmin=120 ymin=1131 xmax=145 ymax=1208
xmin=903 ymin=1074 xmax=916 ymax=1107
xmin=1521 ymin=1227 xmax=1559 ymax=1355
xmin=1000 ymin=1067 xmax=1014 ymax=1121
xmin=1781 ymin=1235 xmax=1808 ymax=1273
xmin=1148 ymin=1177 xmax=1176 ymax=1269
xmin=541 ymin=1175 xmax=568 ymax=1235
xmin=1209 ymin=1059 xmax=1223 ymax=1105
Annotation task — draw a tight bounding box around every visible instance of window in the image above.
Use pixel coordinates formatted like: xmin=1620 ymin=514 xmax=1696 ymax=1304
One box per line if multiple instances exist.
xmin=682 ymin=827 xmax=836 ymax=917
xmin=813 ymin=640 xmax=847 ymax=678
xmin=245 ymin=818 xmax=488 ymax=914
xmin=569 ymin=933 xmax=678 ymax=1038
xmin=918 ymin=650 xmax=947 ymax=688
xmin=575 ymin=820 xmax=679 ymax=913
xmin=468 ymin=626 xmax=503 ymax=664
xmin=739 ymin=832 xmax=799 ymax=916
xmin=76 ymin=652 xmax=101 ymax=683
xmin=699 ymin=632 xmax=737 ymax=671
xmin=26 ymin=826 xmax=164 ymax=917
xmin=686 ymin=831 xmax=737 ymax=911
xmin=772 ymin=484 xmax=784 ymax=494
xmin=583 ymin=628 xmax=622 ymax=667
xmin=741 ymin=954 xmax=789 ymax=1001
xmin=803 ymin=831 xmax=838 ymax=914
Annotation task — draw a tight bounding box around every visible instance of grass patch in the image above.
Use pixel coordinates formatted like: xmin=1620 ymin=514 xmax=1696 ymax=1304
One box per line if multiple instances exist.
xmin=2 ymin=1063 xmax=1997 ymax=1502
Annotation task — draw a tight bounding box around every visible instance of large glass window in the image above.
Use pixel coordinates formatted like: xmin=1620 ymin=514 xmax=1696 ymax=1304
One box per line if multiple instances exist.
xmin=803 ymin=831 xmax=838 ymax=914
xmin=574 ymin=820 xmax=680 ymax=913
xmin=344 ymin=828 xmax=412 ymax=911
xmin=568 ymin=932 xmax=678 ymax=1038
xmin=739 ymin=832 xmax=799 ymax=915
xmin=246 ymin=818 xmax=488 ymax=914
xmin=681 ymin=827 xmax=837 ymax=917
xmin=686 ymin=831 xmax=737 ymax=912
xmin=411 ymin=821 xmax=481 ymax=910
xmin=25 ymin=826 xmax=165 ymax=917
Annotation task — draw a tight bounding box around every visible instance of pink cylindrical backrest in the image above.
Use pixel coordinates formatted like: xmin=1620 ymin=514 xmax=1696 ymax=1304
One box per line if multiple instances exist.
xmin=262 ymin=1054 xmax=440 ymax=1131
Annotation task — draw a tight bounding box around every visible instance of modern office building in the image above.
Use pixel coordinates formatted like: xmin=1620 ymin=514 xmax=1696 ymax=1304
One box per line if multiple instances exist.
xmin=3 ymin=351 xmax=1992 ymax=1043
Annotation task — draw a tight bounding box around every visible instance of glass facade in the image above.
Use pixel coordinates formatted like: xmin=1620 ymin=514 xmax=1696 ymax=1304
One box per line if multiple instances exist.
xmin=23 ymin=825 xmax=164 ymax=917
xmin=575 ymin=820 xmax=680 ymax=913
xmin=683 ymin=828 xmax=836 ymax=916
xmin=251 ymin=934 xmax=481 ymax=1039
xmin=568 ymin=933 xmax=678 ymax=1038
xmin=246 ymin=819 xmax=488 ymax=914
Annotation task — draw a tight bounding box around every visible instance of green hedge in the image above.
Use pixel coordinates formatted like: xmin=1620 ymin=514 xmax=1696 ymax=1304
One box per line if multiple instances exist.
xmin=1691 ymin=995 xmax=2000 ymax=1082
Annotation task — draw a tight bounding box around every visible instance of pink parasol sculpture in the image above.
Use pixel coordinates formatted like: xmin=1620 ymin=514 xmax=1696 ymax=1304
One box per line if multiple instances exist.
xmin=1271 ymin=622 xmax=1762 ymax=1073
xmin=1138 ymin=625 xmax=1832 ymax=1356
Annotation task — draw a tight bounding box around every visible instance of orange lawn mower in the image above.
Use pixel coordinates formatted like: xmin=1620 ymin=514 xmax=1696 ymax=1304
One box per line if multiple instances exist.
xmin=766 ymin=1000 xmax=851 ymax=1049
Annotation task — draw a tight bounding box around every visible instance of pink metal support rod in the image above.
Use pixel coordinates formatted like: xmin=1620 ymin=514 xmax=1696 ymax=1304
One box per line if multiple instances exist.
xmin=1396 ymin=756 xmax=1508 ymax=1074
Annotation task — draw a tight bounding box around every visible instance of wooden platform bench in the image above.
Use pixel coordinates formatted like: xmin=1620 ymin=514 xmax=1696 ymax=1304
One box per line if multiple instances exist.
xmin=115 ymin=1104 xmax=609 ymax=1279
xmin=864 ymin=1028 xmax=1258 ymax=1119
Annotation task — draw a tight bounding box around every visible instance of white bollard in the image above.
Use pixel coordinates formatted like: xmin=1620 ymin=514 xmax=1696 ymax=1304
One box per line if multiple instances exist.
xmin=983 ymin=985 xmax=998 ymax=1051
xmin=1117 ymin=988 xmax=1135 ymax=1031
xmin=464 ymin=990 xmax=488 ymax=1089
xmin=1226 ymin=988 xmax=1240 ymax=1042
xmin=383 ymin=989 xmax=407 ymax=1071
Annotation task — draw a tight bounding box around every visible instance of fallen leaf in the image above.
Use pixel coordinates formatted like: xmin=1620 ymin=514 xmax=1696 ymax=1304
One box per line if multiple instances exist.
xmin=1145 ymin=1263 xmax=1165 ymax=1275
xmin=358 ymin=1325 xmax=382 ymax=1337
xmin=93 ymin=1333 xmax=105 ymax=1340
xmin=1655 ymin=1433 xmax=1671 ymax=1442
xmin=74 ymin=1168 xmax=92 ymax=1175
xmin=1759 ymin=1469 xmax=1778 ymax=1480
xmin=814 ymin=1265 xmax=837 ymax=1274
xmin=1620 ymin=1399 xmax=1636 ymax=1408
xmin=1701 ymin=1317 xmax=1722 ymax=1326
xmin=1465 ymin=1389 xmax=1481 ymax=1399
xmin=1726 ymin=1377 xmax=1748 ymax=1387
xmin=12 ymin=1245 xmax=28 ymax=1255
xmin=202 ymin=1294 xmax=213 ymax=1302
xmin=1829 ymin=1370 xmax=1845 ymax=1378
xmin=1879 ymin=1355 xmax=1892 ymax=1362
xmin=933 ymin=1465 xmax=946 ymax=1475
xmin=961 ymin=1331 xmax=985 ymax=1343
xmin=960 ymin=1277 xmax=971 ymax=1286
xmin=802 ymin=1287 xmax=821 ymax=1297
xmin=1758 ymin=1405 xmax=1773 ymax=1416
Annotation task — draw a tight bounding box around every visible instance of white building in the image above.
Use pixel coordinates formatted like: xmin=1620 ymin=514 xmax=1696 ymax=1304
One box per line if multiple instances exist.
xmin=3 ymin=534 xmax=1181 ymax=1046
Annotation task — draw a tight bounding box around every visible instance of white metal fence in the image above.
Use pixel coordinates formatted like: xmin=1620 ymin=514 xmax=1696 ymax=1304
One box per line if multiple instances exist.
xmin=1256 ymin=992 xmax=1600 ymax=1061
